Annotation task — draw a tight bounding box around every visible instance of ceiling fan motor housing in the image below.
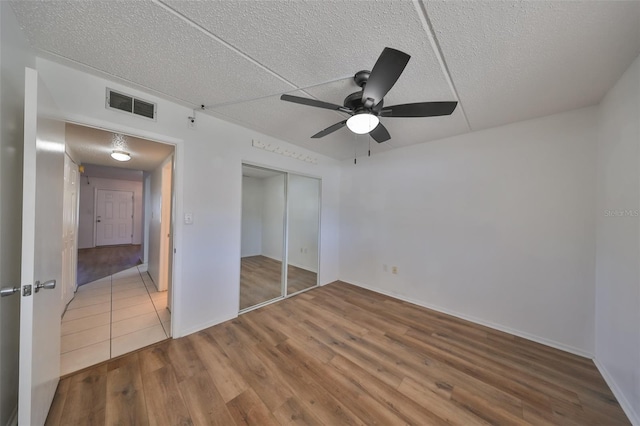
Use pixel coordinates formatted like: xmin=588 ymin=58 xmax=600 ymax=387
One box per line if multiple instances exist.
xmin=354 ymin=70 xmax=370 ymax=87
xmin=344 ymin=90 xmax=383 ymax=113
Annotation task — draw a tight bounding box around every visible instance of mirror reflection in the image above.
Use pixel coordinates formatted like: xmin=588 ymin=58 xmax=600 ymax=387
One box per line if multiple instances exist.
xmin=240 ymin=165 xmax=321 ymax=311
xmin=240 ymin=166 xmax=286 ymax=310
xmin=286 ymin=174 xmax=320 ymax=295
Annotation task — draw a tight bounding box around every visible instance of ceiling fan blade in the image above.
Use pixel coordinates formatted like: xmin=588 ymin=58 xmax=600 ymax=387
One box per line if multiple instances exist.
xmin=369 ymin=122 xmax=391 ymax=143
xmin=281 ymin=94 xmax=349 ymax=112
xmin=311 ymin=120 xmax=347 ymax=138
xmin=379 ymin=101 xmax=458 ymax=118
xmin=361 ymin=47 xmax=410 ymax=108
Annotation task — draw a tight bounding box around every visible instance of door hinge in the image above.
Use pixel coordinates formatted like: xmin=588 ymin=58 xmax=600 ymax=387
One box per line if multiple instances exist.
xmin=23 ymin=285 xmax=32 ymax=297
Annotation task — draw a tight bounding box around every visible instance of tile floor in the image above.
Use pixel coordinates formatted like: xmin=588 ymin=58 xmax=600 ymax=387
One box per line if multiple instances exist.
xmin=60 ymin=265 xmax=170 ymax=376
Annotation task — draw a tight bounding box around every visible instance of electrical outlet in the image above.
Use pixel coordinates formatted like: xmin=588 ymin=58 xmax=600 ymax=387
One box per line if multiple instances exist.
xmin=184 ymin=213 xmax=194 ymax=225
xmin=392 ymin=266 xmax=398 ymax=274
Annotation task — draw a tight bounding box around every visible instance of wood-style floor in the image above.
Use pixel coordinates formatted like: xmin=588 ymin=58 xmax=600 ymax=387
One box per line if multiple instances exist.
xmin=46 ymin=281 xmax=629 ymax=425
xmin=77 ymin=244 xmax=143 ymax=286
xmin=240 ymin=255 xmax=317 ymax=310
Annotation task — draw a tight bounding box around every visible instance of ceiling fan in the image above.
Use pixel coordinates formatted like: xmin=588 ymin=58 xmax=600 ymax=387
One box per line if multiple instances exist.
xmin=280 ymin=47 xmax=458 ymax=143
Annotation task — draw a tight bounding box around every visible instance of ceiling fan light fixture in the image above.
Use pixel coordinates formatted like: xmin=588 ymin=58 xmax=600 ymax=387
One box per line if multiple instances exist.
xmin=111 ymin=150 xmax=131 ymax=162
xmin=346 ymin=113 xmax=379 ymax=134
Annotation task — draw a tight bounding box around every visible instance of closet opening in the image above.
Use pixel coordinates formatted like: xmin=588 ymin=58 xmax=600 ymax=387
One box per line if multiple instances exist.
xmin=239 ymin=164 xmax=321 ymax=312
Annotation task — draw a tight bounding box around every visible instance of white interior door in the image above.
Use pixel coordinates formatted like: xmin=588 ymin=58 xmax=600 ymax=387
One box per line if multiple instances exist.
xmin=19 ymin=68 xmax=65 ymax=425
xmin=61 ymin=154 xmax=78 ymax=310
xmin=158 ymin=158 xmax=173 ymax=292
xmin=95 ymin=189 xmax=133 ymax=246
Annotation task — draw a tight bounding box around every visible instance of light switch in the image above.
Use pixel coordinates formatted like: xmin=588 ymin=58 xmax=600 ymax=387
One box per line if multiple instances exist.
xmin=184 ymin=213 xmax=193 ymax=225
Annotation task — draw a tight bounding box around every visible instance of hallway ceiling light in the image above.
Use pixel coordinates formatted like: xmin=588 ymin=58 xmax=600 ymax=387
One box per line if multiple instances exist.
xmin=111 ymin=150 xmax=131 ymax=162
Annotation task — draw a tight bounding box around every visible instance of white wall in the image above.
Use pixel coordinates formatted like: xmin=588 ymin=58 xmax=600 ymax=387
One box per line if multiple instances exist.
xmin=240 ymin=176 xmax=263 ymax=257
xmin=340 ymin=107 xmax=598 ymax=356
xmin=0 ymin=3 xmax=34 ymax=424
xmin=36 ymin=58 xmax=342 ymax=337
xmin=147 ymin=159 xmax=163 ymax=287
xmin=287 ymin=174 xmax=320 ymax=272
xmin=77 ymin=176 xmax=143 ymax=248
xmin=595 ymin=54 xmax=640 ymax=424
xmin=261 ymin=174 xmax=286 ymax=261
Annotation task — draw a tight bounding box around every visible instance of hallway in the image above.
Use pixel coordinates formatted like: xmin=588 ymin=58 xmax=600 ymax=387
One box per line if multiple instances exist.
xmin=61 ymin=265 xmax=170 ymax=375
xmin=76 ymin=244 xmax=143 ymax=286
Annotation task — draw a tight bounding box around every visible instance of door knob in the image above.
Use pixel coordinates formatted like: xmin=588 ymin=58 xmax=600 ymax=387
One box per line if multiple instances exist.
xmin=0 ymin=286 xmax=20 ymax=297
xmin=34 ymin=279 xmax=56 ymax=293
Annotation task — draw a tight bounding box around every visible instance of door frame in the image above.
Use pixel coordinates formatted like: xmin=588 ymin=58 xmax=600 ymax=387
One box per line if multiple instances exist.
xmin=63 ymin=117 xmax=182 ymax=338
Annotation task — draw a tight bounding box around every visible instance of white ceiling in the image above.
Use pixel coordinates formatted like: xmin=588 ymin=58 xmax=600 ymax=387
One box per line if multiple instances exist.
xmin=66 ymin=123 xmax=174 ymax=172
xmin=11 ymin=1 xmax=640 ymax=160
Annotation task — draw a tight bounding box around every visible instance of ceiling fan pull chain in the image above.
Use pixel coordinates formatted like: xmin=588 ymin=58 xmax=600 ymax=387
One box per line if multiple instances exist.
xmin=368 ymin=134 xmax=371 ymax=157
xmin=354 ymin=133 xmax=357 ymax=164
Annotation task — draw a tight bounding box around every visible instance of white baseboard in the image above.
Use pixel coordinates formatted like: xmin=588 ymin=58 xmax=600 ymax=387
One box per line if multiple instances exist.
xmin=243 ymin=254 xmax=318 ymax=274
xmin=143 ymin=271 xmax=160 ymax=291
xmin=137 ymin=263 xmax=148 ymax=272
xmin=343 ymin=280 xmax=594 ymax=359
xmin=261 ymin=254 xmax=282 ymax=263
xmin=6 ymin=404 xmax=17 ymax=426
xmin=175 ymin=313 xmax=237 ymax=338
xmin=287 ymin=260 xmax=317 ymax=274
xmin=593 ymin=358 xmax=639 ymax=425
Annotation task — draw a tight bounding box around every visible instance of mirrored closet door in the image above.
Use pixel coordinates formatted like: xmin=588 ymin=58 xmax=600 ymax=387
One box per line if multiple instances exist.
xmin=286 ymin=174 xmax=320 ymax=295
xmin=240 ymin=164 xmax=320 ymax=311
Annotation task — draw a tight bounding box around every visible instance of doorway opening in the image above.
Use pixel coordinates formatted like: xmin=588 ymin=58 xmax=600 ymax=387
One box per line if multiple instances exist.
xmin=60 ymin=123 xmax=176 ymax=375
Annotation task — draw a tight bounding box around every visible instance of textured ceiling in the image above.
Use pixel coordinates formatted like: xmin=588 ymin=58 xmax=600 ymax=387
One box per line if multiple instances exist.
xmin=11 ymin=1 xmax=640 ymax=160
xmin=65 ymin=123 xmax=174 ymax=172
xmin=426 ymin=1 xmax=640 ymax=131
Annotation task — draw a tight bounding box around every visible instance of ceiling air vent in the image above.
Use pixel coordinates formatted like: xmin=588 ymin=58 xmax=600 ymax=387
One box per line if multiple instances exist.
xmin=106 ymin=88 xmax=156 ymax=120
